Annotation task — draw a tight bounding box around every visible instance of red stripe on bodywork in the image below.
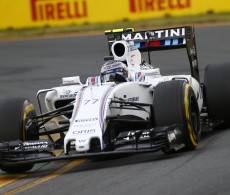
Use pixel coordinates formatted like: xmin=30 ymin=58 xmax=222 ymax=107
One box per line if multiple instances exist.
xmin=70 ymin=87 xmax=85 ymax=126
xmin=150 ymin=41 xmax=160 ymax=46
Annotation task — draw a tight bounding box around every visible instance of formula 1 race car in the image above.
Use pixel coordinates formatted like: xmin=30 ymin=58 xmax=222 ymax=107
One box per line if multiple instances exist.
xmin=0 ymin=26 xmax=230 ymax=173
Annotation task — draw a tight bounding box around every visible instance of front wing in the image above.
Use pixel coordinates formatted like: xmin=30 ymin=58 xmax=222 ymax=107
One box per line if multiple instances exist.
xmin=0 ymin=125 xmax=184 ymax=166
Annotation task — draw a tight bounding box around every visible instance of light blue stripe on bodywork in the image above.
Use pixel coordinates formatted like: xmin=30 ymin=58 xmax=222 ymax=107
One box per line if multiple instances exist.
xmin=172 ymin=39 xmax=179 ymax=45
xmin=99 ymin=85 xmax=116 ymax=132
xmin=135 ymin=42 xmax=141 ymax=48
xmin=164 ymin=39 xmax=171 ymax=46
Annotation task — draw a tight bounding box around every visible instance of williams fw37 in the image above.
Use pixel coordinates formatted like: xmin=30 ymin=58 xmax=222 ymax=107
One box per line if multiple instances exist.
xmin=0 ymin=26 xmax=230 ymax=173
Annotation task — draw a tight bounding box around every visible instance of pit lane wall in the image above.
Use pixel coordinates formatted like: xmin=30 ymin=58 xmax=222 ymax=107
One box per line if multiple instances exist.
xmin=0 ymin=0 xmax=230 ymax=29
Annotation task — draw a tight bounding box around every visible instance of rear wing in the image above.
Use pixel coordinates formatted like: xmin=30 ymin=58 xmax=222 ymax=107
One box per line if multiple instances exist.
xmin=105 ymin=26 xmax=200 ymax=82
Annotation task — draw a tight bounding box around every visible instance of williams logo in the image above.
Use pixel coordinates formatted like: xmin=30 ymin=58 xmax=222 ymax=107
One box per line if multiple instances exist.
xmin=30 ymin=0 xmax=88 ymax=21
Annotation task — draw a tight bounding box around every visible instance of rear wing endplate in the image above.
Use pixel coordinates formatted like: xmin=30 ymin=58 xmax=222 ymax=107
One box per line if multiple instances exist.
xmin=105 ymin=26 xmax=200 ymax=82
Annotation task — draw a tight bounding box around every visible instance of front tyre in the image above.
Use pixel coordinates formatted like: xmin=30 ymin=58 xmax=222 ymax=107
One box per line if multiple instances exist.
xmin=153 ymin=80 xmax=200 ymax=151
xmin=0 ymin=98 xmax=38 ymax=173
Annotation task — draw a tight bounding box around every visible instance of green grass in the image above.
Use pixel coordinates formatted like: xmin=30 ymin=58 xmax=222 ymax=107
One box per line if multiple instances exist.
xmin=0 ymin=12 xmax=230 ymax=40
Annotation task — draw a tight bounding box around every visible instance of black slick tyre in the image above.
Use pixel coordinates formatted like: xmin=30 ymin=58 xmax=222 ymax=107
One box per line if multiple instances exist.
xmin=204 ymin=63 xmax=230 ymax=122
xmin=153 ymin=80 xmax=200 ymax=151
xmin=0 ymin=98 xmax=38 ymax=173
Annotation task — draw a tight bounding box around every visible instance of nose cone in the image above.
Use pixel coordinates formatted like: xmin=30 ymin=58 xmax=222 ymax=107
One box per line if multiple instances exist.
xmin=75 ymin=138 xmax=90 ymax=152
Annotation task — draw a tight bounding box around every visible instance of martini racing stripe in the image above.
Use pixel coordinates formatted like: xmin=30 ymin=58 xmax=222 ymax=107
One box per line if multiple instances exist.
xmin=99 ymin=85 xmax=116 ymax=132
xmin=134 ymin=38 xmax=185 ymax=48
xmin=87 ymin=76 xmax=100 ymax=86
xmin=70 ymin=87 xmax=86 ymax=126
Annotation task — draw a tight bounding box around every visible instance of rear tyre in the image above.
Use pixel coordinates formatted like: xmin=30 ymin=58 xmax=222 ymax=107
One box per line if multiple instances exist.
xmin=204 ymin=63 xmax=230 ymax=122
xmin=153 ymin=80 xmax=200 ymax=151
xmin=0 ymin=98 xmax=38 ymax=173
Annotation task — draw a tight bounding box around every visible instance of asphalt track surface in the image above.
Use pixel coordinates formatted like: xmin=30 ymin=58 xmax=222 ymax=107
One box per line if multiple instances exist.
xmin=0 ymin=25 xmax=230 ymax=195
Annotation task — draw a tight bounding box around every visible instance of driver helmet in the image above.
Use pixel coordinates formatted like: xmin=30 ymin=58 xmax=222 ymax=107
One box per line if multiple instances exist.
xmin=101 ymin=60 xmax=128 ymax=82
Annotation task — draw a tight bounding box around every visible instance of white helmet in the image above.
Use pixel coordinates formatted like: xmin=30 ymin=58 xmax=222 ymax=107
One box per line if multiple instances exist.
xmin=101 ymin=60 xmax=128 ymax=82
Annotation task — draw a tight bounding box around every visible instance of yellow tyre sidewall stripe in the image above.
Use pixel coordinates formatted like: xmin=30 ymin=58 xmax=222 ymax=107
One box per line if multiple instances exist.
xmin=184 ymin=84 xmax=198 ymax=147
xmin=22 ymin=103 xmax=35 ymax=141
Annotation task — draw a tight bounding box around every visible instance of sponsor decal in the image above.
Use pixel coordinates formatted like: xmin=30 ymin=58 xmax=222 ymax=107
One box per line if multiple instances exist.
xmin=75 ymin=123 xmax=95 ymax=128
xmin=119 ymin=96 xmax=139 ymax=102
xmin=30 ymin=0 xmax=87 ymax=21
xmin=60 ymin=90 xmax=78 ymax=98
xmin=103 ymin=61 xmax=125 ymax=71
xmin=167 ymin=132 xmax=176 ymax=142
xmin=127 ymin=96 xmax=139 ymax=102
xmin=128 ymin=45 xmax=138 ymax=52
xmin=122 ymin=28 xmax=185 ymax=40
xmin=124 ymin=131 xmax=149 ymax=141
xmin=83 ymin=99 xmax=99 ymax=105
xmin=129 ymin=0 xmax=191 ymax=13
xmin=65 ymin=89 xmax=71 ymax=95
xmin=73 ymin=129 xmax=96 ymax=134
xmin=15 ymin=141 xmax=49 ymax=150
xmin=77 ymin=139 xmax=86 ymax=143
xmin=75 ymin=118 xmax=98 ymax=122
xmin=60 ymin=94 xmax=77 ymax=98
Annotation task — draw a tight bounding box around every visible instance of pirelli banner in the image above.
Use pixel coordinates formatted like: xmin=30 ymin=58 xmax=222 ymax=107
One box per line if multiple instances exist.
xmin=0 ymin=0 xmax=230 ymax=29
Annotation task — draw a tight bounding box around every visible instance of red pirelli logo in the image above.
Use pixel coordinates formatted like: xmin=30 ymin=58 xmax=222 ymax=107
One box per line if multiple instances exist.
xmin=30 ymin=0 xmax=87 ymax=21
xmin=129 ymin=0 xmax=191 ymax=12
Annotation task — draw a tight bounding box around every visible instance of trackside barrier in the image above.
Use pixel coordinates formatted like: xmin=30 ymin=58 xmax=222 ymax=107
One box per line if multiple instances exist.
xmin=0 ymin=0 xmax=229 ymax=29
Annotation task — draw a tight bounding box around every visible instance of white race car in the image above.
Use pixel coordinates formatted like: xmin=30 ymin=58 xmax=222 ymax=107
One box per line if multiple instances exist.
xmin=0 ymin=26 xmax=230 ymax=173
